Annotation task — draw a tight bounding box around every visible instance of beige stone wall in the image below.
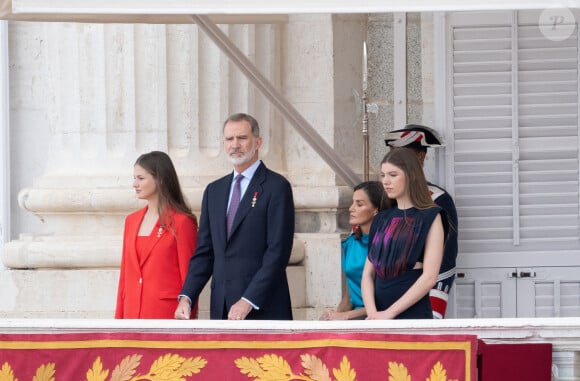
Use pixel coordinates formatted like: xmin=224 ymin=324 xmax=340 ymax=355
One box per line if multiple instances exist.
xmin=1 ymin=13 xmax=440 ymax=320
xmin=1 ymin=15 xmax=371 ymax=319
xmin=366 ymin=13 xmax=436 ymax=176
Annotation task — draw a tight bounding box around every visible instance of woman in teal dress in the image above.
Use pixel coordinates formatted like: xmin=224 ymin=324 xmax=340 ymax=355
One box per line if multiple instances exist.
xmin=320 ymin=181 xmax=387 ymax=320
xmin=362 ymin=148 xmax=446 ymax=319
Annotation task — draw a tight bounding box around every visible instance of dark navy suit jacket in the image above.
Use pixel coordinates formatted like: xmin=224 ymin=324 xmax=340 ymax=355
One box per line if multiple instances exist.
xmin=180 ymin=162 xmax=295 ymax=319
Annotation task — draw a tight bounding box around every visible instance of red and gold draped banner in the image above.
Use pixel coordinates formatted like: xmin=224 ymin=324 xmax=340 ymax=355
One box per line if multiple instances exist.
xmin=0 ymin=331 xmax=476 ymax=380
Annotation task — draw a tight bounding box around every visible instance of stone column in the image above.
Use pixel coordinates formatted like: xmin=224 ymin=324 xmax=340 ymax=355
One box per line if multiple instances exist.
xmin=0 ymin=21 xmax=9 ymax=271
xmin=284 ymin=14 xmax=366 ymax=319
xmin=1 ymin=21 xmax=285 ymax=318
xmin=367 ymin=13 xmax=439 ymax=178
xmin=1 ymin=15 xmax=367 ymax=319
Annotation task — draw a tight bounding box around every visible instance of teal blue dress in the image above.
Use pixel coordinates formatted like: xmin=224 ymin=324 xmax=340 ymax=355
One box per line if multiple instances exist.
xmin=342 ymin=232 xmax=368 ymax=310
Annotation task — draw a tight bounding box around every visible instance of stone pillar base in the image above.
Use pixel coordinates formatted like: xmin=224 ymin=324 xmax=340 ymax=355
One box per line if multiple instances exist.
xmin=3 ymin=235 xmax=122 ymax=269
xmin=0 ymin=239 xmax=310 ymax=320
xmin=0 ymin=269 xmax=118 ymax=319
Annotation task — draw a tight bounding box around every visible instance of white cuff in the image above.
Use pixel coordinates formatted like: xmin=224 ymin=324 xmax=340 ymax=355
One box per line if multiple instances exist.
xmin=242 ymin=297 xmax=259 ymax=310
xmin=178 ymin=294 xmax=192 ymax=307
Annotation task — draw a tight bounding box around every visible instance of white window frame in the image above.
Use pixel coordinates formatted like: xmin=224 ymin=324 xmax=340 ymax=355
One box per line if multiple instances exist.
xmin=0 ymin=20 xmax=9 ymax=265
xmin=434 ymin=10 xmax=580 ymax=269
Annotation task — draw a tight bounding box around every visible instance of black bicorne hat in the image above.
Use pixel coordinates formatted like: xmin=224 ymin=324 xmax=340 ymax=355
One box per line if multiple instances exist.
xmin=384 ymin=124 xmax=444 ymax=148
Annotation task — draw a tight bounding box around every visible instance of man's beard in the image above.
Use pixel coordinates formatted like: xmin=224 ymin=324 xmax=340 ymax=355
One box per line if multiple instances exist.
xmin=227 ymin=144 xmax=257 ymax=166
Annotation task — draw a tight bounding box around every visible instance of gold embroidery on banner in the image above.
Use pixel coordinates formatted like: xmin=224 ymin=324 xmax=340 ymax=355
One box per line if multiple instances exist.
xmin=106 ymin=353 xmax=207 ymax=381
xmin=86 ymin=357 xmax=109 ymax=381
xmin=332 ymin=356 xmax=356 ymax=381
xmin=427 ymin=361 xmax=458 ymax=381
xmin=388 ymin=362 xmax=410 ymax=381
xmin=235 ymin=354 xmax=356 ymax=381
xmin=1 ymin=354 xmax=207 ymax=381
xmin=32 ymin=363 xmax=55 ymax=381
xmin=301 ymin=354 xmax=332 ymax=381
xmin=1 ymin=352 xmax=460 ymax=381
xmin=236 ymin=354 xmax=293 ymax=379
xmin=234 ymin=356 xmax=266 ymax=378
xmin=427 ymin=361 xmax=446 ymax=381
xmin=0 ymin=362 xmax=18 ymax=381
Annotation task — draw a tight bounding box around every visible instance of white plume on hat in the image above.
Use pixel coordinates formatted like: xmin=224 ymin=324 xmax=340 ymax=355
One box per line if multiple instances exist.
xmin=385 ymin=124 xmax=445 ymax=148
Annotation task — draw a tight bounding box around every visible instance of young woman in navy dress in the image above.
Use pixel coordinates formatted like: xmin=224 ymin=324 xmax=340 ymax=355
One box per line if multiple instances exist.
xmin=362 ymin=148 xmax=446 ymax=319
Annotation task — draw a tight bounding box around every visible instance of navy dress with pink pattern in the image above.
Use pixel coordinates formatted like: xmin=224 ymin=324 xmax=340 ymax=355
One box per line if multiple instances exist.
xmin=367 ymin=206 xmax=444 ymax=319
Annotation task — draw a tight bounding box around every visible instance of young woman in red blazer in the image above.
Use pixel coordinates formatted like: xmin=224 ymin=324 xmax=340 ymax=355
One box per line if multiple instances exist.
xmin=115 ymin=151 xmax=198 ymax=319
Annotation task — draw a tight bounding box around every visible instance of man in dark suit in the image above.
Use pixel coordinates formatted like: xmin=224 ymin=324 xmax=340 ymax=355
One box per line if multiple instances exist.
xmin=175 ymin=113 xmax=295 ymax=320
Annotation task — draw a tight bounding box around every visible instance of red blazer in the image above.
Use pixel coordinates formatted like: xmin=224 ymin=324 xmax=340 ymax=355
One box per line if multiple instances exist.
xmin=115 ymin=207 xmax=198 ymax=319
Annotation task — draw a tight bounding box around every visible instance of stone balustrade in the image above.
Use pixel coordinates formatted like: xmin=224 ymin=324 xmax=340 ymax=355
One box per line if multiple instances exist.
xmin=0 ymin=317 xmax=578 ymax=379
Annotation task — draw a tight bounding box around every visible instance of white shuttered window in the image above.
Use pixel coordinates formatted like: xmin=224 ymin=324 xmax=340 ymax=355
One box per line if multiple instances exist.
xmin=449 ymin=10 xmax=580 ymax=266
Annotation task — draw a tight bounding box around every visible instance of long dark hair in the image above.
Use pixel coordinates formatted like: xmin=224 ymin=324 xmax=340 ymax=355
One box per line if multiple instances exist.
xmin=135 ymin=151 xmax=196 ymax=230
xmin=380 ymin=148 xmax=435 ymax=210
xmin=353 ymin=181 xmax=388 ymax=240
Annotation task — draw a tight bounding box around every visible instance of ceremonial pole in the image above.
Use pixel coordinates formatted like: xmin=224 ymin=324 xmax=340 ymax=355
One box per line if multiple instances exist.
xmin=362 ymin=41 xmax=369 ymax=181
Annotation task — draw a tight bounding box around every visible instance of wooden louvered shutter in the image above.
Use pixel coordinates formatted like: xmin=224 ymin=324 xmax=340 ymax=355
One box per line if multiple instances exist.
xmin=450 ymin=10 xmax=580 ymax=264
xmin=447 ymin=10 xmax=580 ymax=318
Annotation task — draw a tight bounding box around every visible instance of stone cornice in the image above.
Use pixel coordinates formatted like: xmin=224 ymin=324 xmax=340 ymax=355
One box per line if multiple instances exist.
xmin=2 ymin=235 xmax=305 ymax=269
xmin=1 ymin=317 xmax=579 ymax=351
xmin=18 ymin=185 xmax=353 ymax=213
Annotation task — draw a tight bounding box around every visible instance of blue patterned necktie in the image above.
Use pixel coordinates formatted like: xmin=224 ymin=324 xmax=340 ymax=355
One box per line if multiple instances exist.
xmin=226 ymin=174 xmax=244 ymax=237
